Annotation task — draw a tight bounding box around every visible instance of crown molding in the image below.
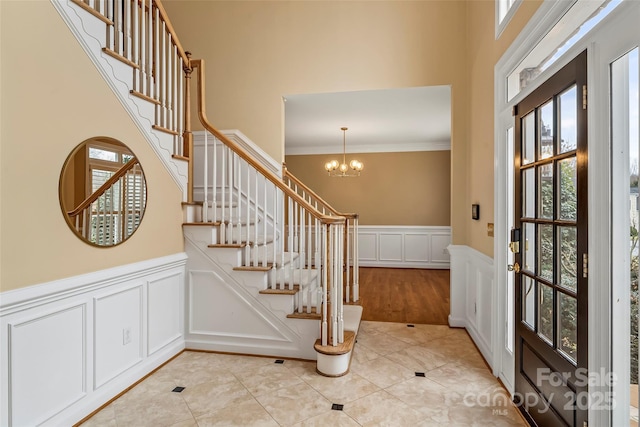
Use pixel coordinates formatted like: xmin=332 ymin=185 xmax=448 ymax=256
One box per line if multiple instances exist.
xmin=285 ymin=141 xmax=451 ymax=156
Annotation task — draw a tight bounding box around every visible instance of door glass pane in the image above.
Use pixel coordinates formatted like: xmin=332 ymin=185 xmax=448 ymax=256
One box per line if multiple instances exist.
xmin=523 ymin=276 xmax=535 ymax=329
xmin=523 ymin=112 xmax=535 ymax=165
xmin=523 ymin=222 xmax=536 ymax=273
xmin=539 ymin=224 xmax=554 ymax=281
xmin=559 ymin=157 xmax=577 ymax=220
xmin=539 ymin=283 xmax=554 ymax=342
xmin=559 ymin=226 xmax=578 ymax=292
xmin=538 ymin=164 xmax=554 ymax=219
xmin=559 ymin=293 xmax=578 ymax=362
xmin=559 ymin=86 xmax=578 ymax=153
xmin=523 ymin=167 xmax=535 ymax=218
xmin=539 ymin=101 xmax=554 ymax=160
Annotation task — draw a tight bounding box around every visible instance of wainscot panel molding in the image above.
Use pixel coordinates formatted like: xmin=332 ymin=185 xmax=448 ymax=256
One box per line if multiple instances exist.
xmin=0 ymin=253 xmax=187 ymax=427
xmin=447 ymin=245 xmax=495 ymax=371
xmin=357 ymin=226 xmax=451 ymax=269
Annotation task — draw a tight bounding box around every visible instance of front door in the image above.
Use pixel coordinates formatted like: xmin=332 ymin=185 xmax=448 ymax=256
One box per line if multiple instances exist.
xmin=513 ymin=50 xmax=588 ymax=427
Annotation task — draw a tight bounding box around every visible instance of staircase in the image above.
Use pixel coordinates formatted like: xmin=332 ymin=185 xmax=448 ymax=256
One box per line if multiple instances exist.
xmin=54 ymin=0 xmax=361 ymax=375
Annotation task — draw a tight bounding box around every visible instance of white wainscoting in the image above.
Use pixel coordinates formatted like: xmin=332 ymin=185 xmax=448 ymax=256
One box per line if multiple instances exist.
xmin=0 ymin=253 xmax=187 ymax=427
xmin=447 ymin=245 xmax=495 ymax=371
xmin=357 ymin=226 xmax=451 ymax=269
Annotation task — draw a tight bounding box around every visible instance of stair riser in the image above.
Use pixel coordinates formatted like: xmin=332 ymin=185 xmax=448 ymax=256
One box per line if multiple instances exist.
xmin=217 ymin=225 xmax=275 ymax=245
xmin=259 ymin=294 xmax=296 ymax=314
xmin=270 ymin=268 xmax=318 ymax=289
xmin=182 ymin=225 xmax=218 ymax=247
xmin=232 ymin=270 xmax=270 ymax=290
xmin=183 ymin=205 xmax=244 ymax=223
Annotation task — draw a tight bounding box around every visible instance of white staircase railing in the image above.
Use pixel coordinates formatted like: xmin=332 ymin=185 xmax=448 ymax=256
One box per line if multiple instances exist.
xmin=190 ymin=59 xmax=347 ymax=345
xmin=67 ymin=0 xmax=355 ymax=349
xmin=70 ymin=0 xmax=191 ymax=159
xmin=283 ymin=165 xmax=360 ymax=303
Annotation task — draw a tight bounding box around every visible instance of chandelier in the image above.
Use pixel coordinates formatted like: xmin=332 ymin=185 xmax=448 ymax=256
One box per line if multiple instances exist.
xmin=324 ymin=127 xmax=364 ymax=177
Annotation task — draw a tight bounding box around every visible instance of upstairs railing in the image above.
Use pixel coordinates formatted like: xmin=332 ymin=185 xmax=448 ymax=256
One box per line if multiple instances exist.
xmin=71 ymin=0 xmax=192 ymax=161
xmin=67 ymin=159 xmax=146 ymax=246
xmin=283 ymin=165 xmax=360 ymax=303
xmin=69 ymin=0 xmax=355 ymax=348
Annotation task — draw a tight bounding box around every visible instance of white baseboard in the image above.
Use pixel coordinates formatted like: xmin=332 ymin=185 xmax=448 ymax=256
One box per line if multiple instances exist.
xmin=0 ymin=253 xmax=187 ymax=427
xmin=357 ymin=225 xmax=451 ymax=269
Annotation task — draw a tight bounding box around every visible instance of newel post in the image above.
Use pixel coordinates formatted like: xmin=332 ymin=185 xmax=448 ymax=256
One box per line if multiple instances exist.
xmin=182 ymin=51 xmax=194 ymax=202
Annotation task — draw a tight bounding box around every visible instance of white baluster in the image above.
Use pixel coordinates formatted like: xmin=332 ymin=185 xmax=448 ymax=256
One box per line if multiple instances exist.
xmin=147 ymin=0 xmax=153 ymax=98
xmin=345 ymin=218 xmax=350 ymax=303
xmin=300 ymin=208 xmax=307 ymax=313
xmin=354 ymin=217 xmax=359 ymax=302
xmin=123 ymin=0 xmax=130 ymax=59
xmin=253 ymin=171 xmax=259 ymax=266
xmin=236 ymin=155 xmax=242 ymax=244
xmin=203 ymin=131 xmax=208 ymax=223
xmin=272 ymin=184 xmax=278 ymax=286
xmin=330 ymin=223 xmax=337 ymax=346
xmin=321 ymin=223 xmax=328 ymax=346
xmin=262 ymin=176 xmax=268 ymax=267
xmin=153 ymin=6 xmax=160 ymax=101
xmin=131 ymin=0 xmax=138 ymax=90
xmin=245 ymin=166 xmax=251 ymax=266
xmin=227 ymin=152 xmax=235 ymax=243
xmin=138 ymin=0 xmax=145 ymax=94
xmin=113 ymin=0 xmax=121 ymax=54
xmin=307 ymin=211 xmax=312 ymax=270
xmin=338 ymin=224 xmax=344 ymax=343
xmin=220 ymin=144 xmax=226 ymax=243
xmin=212 ymin=135 xmax=217 ymax=225
xmin=176 ymin=57 xmax=184 ymax=155
xmin=287 ymin=197 xmax=293 ymax=290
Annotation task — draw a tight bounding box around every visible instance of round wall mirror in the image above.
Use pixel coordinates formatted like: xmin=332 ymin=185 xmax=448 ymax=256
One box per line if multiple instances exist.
xmin=59 ymin=137 xmax=147 ymax=247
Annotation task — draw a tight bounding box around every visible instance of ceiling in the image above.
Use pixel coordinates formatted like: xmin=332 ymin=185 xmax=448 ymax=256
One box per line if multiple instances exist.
xmin=283 ymin=85 xmax=451 ymax=156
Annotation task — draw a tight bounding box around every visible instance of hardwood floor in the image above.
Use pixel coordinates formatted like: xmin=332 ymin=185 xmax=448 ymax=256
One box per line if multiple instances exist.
xmin=355 ymin=267 xmax=450 ymax=325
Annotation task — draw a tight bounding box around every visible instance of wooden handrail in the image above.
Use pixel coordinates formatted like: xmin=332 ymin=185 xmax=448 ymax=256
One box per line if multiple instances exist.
xmin=68 ymin=159 xmax=140 ymax=217
xmin=282 ymin=164 xmax=358 ymax=220
xmin=190 ymin=59 xmax=344 ymax=226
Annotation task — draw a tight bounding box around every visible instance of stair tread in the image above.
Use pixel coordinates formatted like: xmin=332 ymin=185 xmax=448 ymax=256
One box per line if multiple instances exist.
xmin=287 ymin=306 xmax=321 ymax=320
xmin=183 ymin=221 xmax=222 ymax=226
xmin=209 ymin=243 xmax=246 ymax=249
xmin=234 ymin=265 xmax=272 ymax=272
xmin=259 ymin=286 xmax=299 ymax=295
xmin=314 ymin=331 xmax=356 ymax=356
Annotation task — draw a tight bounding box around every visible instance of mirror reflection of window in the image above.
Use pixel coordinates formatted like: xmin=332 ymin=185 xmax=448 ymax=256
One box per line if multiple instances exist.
xmin=59 ymin=137 xmax=147 ymax=247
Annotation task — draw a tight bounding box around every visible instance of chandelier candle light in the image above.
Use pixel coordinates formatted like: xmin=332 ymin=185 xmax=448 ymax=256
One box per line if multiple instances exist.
xmin=324 ymin=127 xmax=364 ymax=177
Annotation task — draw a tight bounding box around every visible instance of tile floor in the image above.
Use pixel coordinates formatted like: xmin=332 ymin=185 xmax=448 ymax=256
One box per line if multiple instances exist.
xmin=82 ymin=322 xmax=528 ymax=426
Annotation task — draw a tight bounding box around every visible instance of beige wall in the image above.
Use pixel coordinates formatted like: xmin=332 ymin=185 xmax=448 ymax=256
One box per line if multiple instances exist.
xmin=285 ymin=151 xmax=451 ymax=226
xmin=0 ymin=0 xmax=184 ymax=292
xmin=464 ymin=0 xmax=543 ymax=256
xmin=0 ymin=0 xmax=548 ymax=293
xmin=164 ymin=0 xmax=469 ymax=244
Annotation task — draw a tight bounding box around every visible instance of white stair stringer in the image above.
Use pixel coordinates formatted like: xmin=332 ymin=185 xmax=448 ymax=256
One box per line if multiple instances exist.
xmin=51 ymin=0 xmax=188 ymax=199
xmin=184 ymin=228 xmax=320 ymax=360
